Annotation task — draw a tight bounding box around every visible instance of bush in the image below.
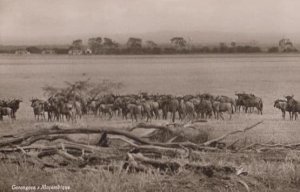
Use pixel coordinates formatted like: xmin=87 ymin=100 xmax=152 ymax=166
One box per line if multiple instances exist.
xmin=268 ymin=47 xmax=279 ymax=53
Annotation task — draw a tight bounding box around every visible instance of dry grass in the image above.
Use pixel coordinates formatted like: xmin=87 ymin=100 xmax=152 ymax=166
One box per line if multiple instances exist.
xmin=0 ymin=151 xmax=299 ymax=192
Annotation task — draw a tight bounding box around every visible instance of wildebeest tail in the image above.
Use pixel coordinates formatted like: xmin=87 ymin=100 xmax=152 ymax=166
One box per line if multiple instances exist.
xmin=259 ymin=99 xmax=263 ymax=114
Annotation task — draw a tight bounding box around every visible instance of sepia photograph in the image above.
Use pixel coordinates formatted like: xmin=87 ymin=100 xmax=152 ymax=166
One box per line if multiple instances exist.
xmin=0 ymin=0 xmax=300 ymax=191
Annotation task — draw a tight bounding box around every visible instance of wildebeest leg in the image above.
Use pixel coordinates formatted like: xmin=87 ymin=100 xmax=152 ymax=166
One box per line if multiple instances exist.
xmin=150 ymin=110 xmax=155 ymax=119
xmin=123 ymin=110 xmax=128 ymax=120
xmin=282 ymin=110 xmax=285 ymax=119
xmin=213 ymin=111 xmax=217 ymax=119
xmin=214 ymin=109 xmax=218 ymax=119
xmin=148 ymin=111 xmax=152 ymax=122
xmin=11 ymin=112 xmax=16 ymax=120
xmin=108 ymin=110 xmax=113 ymax=120
xmin=228 ymin=111 xmax=232 ymax=120
xmin=48 ymin=112 xmax=51 ymax=121
xmin=220 ymin=112 xmax=224 ymax=120
xmin=154 ymin=109 xmax=159 ymax=120
xmin=134 ymin=112 xmax=138 ymax=122
xmin=178 ymin=111 xmax=183 ymax=121
xmin=130 ymin=113 xmax=134 ymax=122
xmin=172 ymin=111 xmax=176 ymax=122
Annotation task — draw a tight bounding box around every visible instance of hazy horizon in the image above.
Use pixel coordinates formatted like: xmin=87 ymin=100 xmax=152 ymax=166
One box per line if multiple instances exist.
xmin=1 ymin=0 xmax=300 ymax=45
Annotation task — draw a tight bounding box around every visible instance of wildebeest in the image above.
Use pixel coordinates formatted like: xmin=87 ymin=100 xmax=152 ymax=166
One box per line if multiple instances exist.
xmin=274 ymin=99 xmax=292 ymax=119
xmin=215 ymin=95 xmax=235 ymax=113
xmin=23 ymin=92 xmax=270 ymax=122
xmin=285 ymin=95 xmax=300 ymax=120
xmin=73 ymin=101 xmax=82 ymax=120
xmin=195 ymin=97 xmax=213 ymax=119
xmin=149 ymin=100 xmax=160 ymax=120
xmin=99 ymin=104 xmax=114 ymax=120
xmin=141 ymin=100 xmax=153 ymax=122
xmin=87 ymin=99 xmax=98 ymax=116
xmin=159 ymin=95 xmax=180 ymax=122
xmin=0 ymin=107 xmax=13 ymax=121
xmin=235 ymin=93 xmax=263 ymax=115
xmin=0 ymin=99 xmax=22 ymax=119
xmin=212 ymin=101 xmax=233 ymax=120
xmin=179 ymin=99 xmax=195 ymax=121
xmin=30 ymin=98 xmax=46 ymax=121
xmin=127 ymin=103 xmax=142 ymax=122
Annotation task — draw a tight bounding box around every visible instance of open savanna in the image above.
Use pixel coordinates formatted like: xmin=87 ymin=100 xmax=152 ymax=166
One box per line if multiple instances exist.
xmin=0 ymin=54 xmax=300 ymax=191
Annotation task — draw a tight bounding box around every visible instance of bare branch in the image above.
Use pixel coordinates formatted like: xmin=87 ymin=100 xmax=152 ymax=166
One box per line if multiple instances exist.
xmin=203 ymin=121 xmax=263 ymax=146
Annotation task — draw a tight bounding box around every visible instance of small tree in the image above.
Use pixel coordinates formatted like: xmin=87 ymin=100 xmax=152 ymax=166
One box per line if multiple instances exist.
xmin=219 ymin=42 xmax=228 ymax=53
xmin=72 ymin=39 xmax=83 ymax=50
xmin=88 ymin=37 xmax=102 ymax=54
xmin=42 ymin=79 xmax=124 ymax=101
xmin=127 ymin=37 xmax=142 ymax=49
xmin=26 ymin=46 xmax=42 ymax=54
xmin=170 ymin=37 xmax=187 ymax=49
xmin=146 ymin=40 xmax=158 ymax=49
xmin=103 ymin=38 xmax=118 ymax=48
xmin=268 ymin=47 xmax=279 ymax=53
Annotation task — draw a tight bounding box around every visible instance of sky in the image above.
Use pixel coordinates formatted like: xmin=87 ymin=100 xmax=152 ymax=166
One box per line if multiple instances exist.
xmin=0 ymin=0 xmax=300 ymax=44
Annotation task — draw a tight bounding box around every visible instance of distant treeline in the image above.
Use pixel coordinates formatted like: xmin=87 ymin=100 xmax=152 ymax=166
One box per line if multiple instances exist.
xmin=0 ymin=37 xmax=298 ymax=55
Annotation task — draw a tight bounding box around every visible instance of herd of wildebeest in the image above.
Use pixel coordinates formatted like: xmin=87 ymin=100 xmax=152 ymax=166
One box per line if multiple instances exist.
xmin=0 ymin=92 xmax=299 ymax=122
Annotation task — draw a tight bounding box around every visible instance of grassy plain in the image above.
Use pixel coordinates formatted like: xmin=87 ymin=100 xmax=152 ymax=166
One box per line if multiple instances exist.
xmin=0 ymin=54 xmax=300 ymax=191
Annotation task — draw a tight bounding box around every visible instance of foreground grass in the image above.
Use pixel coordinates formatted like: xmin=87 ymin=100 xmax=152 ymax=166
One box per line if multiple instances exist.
xmin=0 ymin=116 xmax=300 ymax=191
xmin=1 ymin=151 xmax=300 ymax=192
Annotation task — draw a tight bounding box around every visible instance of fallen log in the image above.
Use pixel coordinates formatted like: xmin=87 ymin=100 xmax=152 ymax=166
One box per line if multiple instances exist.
xmin=203 ymin=121 xmax=263 ymax=146
xmin=130 ymin=122 xmax=213 ymax=144
xmin=127 ymin=153 xmax=181 ymax=172
xmin=20 ymin=135 xmax=79 ymax=147
xmin=0 ymin=127 xmax=152 ymax=148
xmin=127 ymin=152 xmax=238 ymax=176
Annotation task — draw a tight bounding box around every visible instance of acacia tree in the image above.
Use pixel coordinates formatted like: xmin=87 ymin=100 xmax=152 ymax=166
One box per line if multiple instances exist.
xmin=88 ymin=37 xmax=102 ymax=54
xmin=170 ymin=37 xmax=187 ymax=49
xmin=146 ymin=40 xmax=158 ymax=49
xmin=219 ymin=42 xmax=228 ymax=53
xmin=71 ymin=39 xmax=83 ymax=50
xmin=42 ymin=79 xmax=124 ymax=100
xmin=103 ymin=38 xmax=118 ymax=49
xmin=127 ymin=37 xmax=142 ymax=49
